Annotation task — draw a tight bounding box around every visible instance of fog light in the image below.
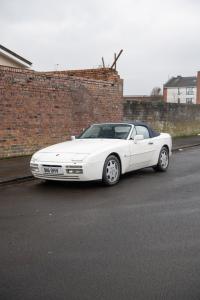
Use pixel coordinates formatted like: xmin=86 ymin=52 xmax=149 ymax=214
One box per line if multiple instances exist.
xmin=66 ymin=168 xmax=83 ymax=174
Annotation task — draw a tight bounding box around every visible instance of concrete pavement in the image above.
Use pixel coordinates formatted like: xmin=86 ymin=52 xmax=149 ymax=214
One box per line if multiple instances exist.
xmin=0 ymin=155 xmax=32 ymax=184
xmin=172 ymin=135 xmax=200 ymax=150
xmin=0 ymin=135 xmax=200 ymax=184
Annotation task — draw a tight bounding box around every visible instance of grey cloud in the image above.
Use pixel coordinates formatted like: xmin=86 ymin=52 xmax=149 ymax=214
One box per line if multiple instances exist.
xmin=0 ymin=0 xmax=200 ymax=94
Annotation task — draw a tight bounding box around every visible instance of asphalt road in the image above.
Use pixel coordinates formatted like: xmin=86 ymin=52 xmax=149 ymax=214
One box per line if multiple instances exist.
xmin=1 ymin=147 xmax=200 ymax=300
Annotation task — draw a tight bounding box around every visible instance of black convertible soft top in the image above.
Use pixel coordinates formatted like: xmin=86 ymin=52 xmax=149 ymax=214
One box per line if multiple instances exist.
xmin=128 ymin=122 xmax=160 ymax=138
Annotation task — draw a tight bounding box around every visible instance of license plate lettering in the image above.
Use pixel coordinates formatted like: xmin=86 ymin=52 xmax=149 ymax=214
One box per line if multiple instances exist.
xmin=43 ymin=167 xmax=62 ymax=174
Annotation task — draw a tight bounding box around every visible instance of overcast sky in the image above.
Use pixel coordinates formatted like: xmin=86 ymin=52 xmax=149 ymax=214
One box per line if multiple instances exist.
xmin=1 ymin=0 xmax=200 ymax=94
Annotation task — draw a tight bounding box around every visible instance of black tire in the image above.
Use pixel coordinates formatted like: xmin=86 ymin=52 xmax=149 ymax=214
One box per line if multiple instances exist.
xmin=153 ymin=146 xmax=169 ymax=172
xmin=102 ymin=155 xmax=121 ymax=186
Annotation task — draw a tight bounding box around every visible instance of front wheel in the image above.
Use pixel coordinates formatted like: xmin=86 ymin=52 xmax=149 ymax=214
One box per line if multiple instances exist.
xmin=153 ymin=147 xmax=169 ymax=172
xmin=102 ymin=155 xmax=121 ymax=186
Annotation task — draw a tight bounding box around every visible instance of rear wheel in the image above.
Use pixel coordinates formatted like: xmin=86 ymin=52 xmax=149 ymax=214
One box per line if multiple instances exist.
xmin=153 ymin=146 xmax=169 ymax=172
xmin=102 ymin=155 xmax=121 ymax=186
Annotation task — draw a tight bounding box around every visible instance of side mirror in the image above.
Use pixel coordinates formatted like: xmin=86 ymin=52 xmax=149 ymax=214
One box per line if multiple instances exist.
xmin=71 ymin=135 xmax=76 ymax=141
xmin=134 ymin=134 xmax=144 ymax=143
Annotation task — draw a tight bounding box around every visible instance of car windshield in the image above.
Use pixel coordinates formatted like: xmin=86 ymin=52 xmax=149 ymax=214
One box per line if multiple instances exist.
xmin=78 ymin=124 xmax=132 ymax=140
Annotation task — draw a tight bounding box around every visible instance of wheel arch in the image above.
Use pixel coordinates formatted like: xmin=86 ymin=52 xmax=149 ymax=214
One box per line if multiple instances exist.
xmin=107 ymin=152 xmax=122 ymax=174
xmin=162 ymin=144 xmax=169 ymax=152
xmin=154 ymin=144 xmax=170 ymax=166
xmin=153 ymin=144 xmax=169 ymax=172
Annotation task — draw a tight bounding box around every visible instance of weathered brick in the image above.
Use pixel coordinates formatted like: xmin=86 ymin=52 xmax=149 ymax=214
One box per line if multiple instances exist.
xmin=123 ymin=100 xmax=200 ymax=136
xmin=0 ymin=66 xmax=123 ymax=158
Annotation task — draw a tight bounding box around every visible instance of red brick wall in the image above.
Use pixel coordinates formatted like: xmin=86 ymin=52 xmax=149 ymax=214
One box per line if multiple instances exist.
xmin=197 ymin=71 xmax=200 ymax=104
xmin=0 ymin=66 xmax=123 ymax=158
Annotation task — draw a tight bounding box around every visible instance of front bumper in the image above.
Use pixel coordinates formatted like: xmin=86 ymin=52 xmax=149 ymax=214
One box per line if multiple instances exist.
xmin=30 ymin=161 xmax=102 ymax=181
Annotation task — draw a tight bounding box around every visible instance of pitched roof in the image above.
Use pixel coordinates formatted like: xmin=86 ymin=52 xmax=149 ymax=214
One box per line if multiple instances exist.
xmin=164 ymin=76 xmax=197 ymax=88
xmin=0 ymin=44 xmax=32 ymax=67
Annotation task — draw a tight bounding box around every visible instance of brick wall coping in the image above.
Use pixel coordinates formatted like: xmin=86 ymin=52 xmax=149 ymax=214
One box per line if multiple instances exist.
xmin=0 ymin=65 xmax=120 ymax=85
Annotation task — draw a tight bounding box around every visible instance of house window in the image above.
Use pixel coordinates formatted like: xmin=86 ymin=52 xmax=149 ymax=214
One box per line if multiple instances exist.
xmin=186 ymin=88 xmax=194 ymax=95
xmin=186 ymin=98 xmax=193 ymax=104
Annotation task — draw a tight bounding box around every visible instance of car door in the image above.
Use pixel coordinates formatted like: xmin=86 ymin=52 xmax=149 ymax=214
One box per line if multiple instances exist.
xmin=129 ymin=125 xmax=156 ymax=170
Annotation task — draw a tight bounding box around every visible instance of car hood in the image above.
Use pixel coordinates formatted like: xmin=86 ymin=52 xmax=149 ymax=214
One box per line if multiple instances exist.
xmin=32 ymin=139 xmax=126 ymax=163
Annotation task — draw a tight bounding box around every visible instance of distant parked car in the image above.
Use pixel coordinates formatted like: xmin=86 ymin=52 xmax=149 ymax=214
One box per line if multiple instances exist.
xmin=30 ymin=122 xmax=172 ymax=186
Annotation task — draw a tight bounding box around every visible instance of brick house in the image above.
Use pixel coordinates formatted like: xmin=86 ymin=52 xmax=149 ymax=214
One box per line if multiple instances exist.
xmin=163 ymin=76 xmax=197 ymax=104
xmin=197 ymin=72 xmax=200 ymax=104
xmin=0 ymin=44 xmax=32 ymax=69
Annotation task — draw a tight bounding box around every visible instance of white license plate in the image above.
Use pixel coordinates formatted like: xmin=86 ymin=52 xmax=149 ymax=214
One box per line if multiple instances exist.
xmin=43 ymin=166 xmax=63 ymax=175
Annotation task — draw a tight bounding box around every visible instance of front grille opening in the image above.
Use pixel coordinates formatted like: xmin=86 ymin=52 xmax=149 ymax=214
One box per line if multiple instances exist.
xmin=42 ymin=165 xmax=62 ymax=167
xmin=66 ymin=165 xmax=83 ymax=169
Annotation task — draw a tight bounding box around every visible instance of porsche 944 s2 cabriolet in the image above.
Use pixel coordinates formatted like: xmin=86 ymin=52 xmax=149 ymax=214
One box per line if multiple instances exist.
xmin=30 ymin=122 xmax=172 ymax=185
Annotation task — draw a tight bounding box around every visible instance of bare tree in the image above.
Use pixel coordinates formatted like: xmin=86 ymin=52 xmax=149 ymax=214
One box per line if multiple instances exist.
xmin=151 ymin=87 xmax=162 ymax=97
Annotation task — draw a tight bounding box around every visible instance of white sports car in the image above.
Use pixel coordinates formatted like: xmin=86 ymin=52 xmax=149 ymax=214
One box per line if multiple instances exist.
xmin=30 ymin=122 xmax=172 ymax=185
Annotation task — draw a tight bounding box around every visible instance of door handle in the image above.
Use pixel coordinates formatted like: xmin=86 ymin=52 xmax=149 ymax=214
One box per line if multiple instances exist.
xmin=148 ymin=141 xmax=154 ymax=145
